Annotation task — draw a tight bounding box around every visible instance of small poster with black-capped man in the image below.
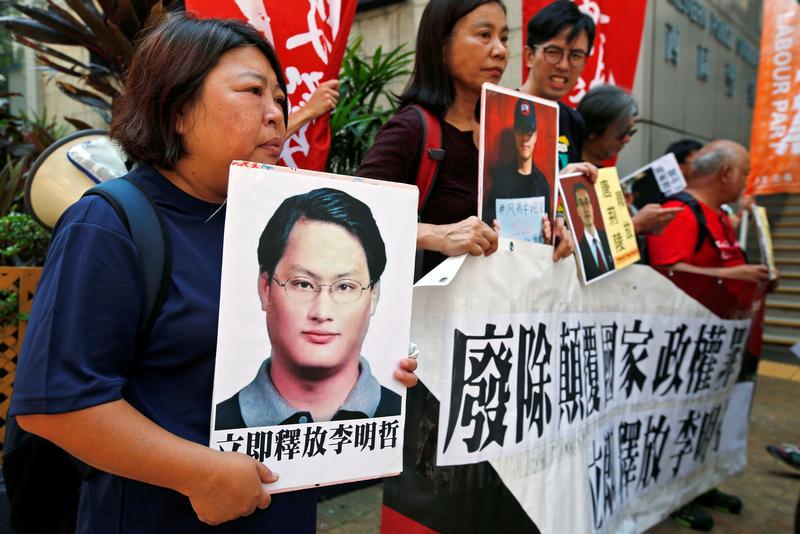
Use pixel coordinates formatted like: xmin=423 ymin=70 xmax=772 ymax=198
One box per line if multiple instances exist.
xmin=210 ymin=161 xmax=417 ymax=492
xmin=478 ymin=83 xmax=559 ymax=245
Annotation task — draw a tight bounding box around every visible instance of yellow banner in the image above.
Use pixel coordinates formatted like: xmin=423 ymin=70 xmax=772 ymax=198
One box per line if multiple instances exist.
xmin=596 ymin=168 xmax=640 ymax=269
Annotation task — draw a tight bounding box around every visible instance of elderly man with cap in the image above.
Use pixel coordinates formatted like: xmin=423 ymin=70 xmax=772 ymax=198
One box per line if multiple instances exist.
xmin=483 ymin=97 xmax=552 ymax=227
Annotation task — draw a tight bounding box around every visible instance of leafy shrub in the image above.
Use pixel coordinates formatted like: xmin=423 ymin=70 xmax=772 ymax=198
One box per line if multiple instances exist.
xmin=0 ymin=211 xmax=50 ymax=266
xmin=327 ymin=35 xmax=413 ymax=176
xmin=0 ymin=212 xmax=49 ymax=326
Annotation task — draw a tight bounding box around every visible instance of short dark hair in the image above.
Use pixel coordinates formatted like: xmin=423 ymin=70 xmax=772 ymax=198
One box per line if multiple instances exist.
xmin=526 ymin=0 xmax=596 ymax=54
xmin=577 ymin=85 xmax=638 ymax=137
xmin=399 ymin=0 xmax=506 ymax=114
xmin=665 ymin=139 xmax=704 ymax=164
xmin=112 ymin=13 xmax=288 ymax=169
xmin=258 ymin=188 xmax=387 ymax=284
xmin=573 ymin=181 xmax=590 ymax=201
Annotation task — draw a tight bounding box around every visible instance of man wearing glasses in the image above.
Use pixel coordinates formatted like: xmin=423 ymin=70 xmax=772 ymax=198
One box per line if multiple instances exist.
xmin=214 ymin=188 xmax=400 ymax=430
xmin=520 ymin=0 xmax=595 ymax=170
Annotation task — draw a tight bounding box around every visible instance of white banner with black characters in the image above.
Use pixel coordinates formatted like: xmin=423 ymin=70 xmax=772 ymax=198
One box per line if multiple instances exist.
xmin=210 ymin=162 xmax=417 ymax=492
xmin=413 ymin=242 xmax=754 ymax=534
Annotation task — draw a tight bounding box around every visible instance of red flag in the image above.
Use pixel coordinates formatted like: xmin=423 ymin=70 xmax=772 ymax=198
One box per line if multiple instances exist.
xmin=185 ymin=0 xmax=358 ymax=171
xmin=522 ymin=0 xmax=647 ymax=107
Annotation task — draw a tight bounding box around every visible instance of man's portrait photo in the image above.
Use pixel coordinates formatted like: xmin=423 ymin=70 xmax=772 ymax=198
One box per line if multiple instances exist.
xmin=562 ymin=178 xmax=616 ymax=283
xmin=479 ymin=86 xmax=558 ymax=241
xmin=211 ymin=164 xmax=416 ymax=490
xmin=215 ymin=187 xmax=402 ymax=430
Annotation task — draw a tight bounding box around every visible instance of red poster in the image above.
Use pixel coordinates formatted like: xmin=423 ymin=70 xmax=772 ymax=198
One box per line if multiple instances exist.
xmin=185 ymin=0 xmax=358 ymax=171
xmin=522 ymin=0 xmax=647 ymax=107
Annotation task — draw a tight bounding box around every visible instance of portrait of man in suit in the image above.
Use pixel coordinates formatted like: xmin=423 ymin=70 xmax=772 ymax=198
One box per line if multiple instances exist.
xmin=574 ymin=182 xmax=614 ymax=281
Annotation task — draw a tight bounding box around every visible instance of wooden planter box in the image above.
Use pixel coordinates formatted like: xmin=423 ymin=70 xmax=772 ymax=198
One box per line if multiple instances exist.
xmin=0 ymin=266 xmax=42 ymax=462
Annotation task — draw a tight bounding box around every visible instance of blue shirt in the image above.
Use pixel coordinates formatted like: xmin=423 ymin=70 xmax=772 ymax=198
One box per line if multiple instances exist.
xmin=10 ymin=164 xmax=316 ymax=533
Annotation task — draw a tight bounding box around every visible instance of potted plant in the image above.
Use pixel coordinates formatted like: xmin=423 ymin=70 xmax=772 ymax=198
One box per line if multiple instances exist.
xmin=327 ymin=35 xmax=413 ymax=176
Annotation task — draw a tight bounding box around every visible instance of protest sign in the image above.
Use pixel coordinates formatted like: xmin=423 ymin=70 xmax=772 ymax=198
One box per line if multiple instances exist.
xmin=479 ymin=84 xmax=559 ymax=243
xmin=496 ymin=197 xmax=546 ymax=243
xmin=186 ymin=0 xmax=357 ymax=171
xmin=738 ymin=208 xmax=750 ymax=249
xmin=382 ymin=244 xmax=763 ymax=534
xmin=521 ymin=0 xmax=647 ymax=106
xmin=746 ymin=0 xmax=800 ymax=195
xmin=210 ymin=162 xmax=417 ymax=491
xmin=751 ymin=205 xmax=776 ymax=279
xmin=559 ymin=168 xmax=639 ymax=284
xmin=621 ymin=153 xmax=687 ymax=210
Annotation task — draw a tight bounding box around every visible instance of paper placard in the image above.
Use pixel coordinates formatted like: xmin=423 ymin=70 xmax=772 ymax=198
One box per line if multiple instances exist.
xmin=210 ymin=161 xmax=417 ymax=492
xmin=559 ymin=168 xmax=640 ymax=284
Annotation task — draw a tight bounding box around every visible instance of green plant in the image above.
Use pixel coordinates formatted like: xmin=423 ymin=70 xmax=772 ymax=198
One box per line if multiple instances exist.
xmin=0 ymin=153 xmax=27 ymax=214
xmin=0 ymin=0 xmax=170 ymax=122
xmin=0 ymin=95 xmax=71 ymax=215
xmin=0 ymin=211 xmax=50 ymax=266
xmin=326 ymin=35 xmax=413 ymax=176
xmin=0 ymin=288 xmax=20 ymax=326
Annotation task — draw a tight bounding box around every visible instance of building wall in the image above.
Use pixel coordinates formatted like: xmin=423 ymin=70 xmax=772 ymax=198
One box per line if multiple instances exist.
xmin=353 ymin=0 xmax=762 ymax=176
xmin=618 ymin=0 xmax=762 ymax=176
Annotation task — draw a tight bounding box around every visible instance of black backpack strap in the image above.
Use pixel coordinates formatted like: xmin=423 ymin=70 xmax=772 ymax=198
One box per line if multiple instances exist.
xmin=82 ymin=177 xmax=171 ymax=344
xmin=666 ymin=191 xmax=710 ymax=255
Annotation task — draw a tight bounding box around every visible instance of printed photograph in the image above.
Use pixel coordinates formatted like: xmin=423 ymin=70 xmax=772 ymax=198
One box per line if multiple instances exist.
xmin=215 ymin=187 xmax=402 ymax=429
xmin=559 ymin=174 xmax=616 ymax=283
xmin=622 ymin=153 xmax=686 ymax=209
xmin=479 ymin=84 xmax=558 ymax=243
xmin=210 ymin=163 xmax=417 ymax=491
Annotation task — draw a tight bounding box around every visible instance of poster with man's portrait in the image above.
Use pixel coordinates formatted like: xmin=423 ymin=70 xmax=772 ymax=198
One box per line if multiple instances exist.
xmin=210 ymin=161 xmax=418 ymax=492
xmin=558 ymin=169 xmax=640 ymax=285
xmin=478 ymin=83 xmax=559 ymax=245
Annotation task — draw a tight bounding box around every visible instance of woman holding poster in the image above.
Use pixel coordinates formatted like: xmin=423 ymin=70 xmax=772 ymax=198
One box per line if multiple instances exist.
xmin=359 ymin=0 xmax=578 ymax=275
xmin=358 ymin=0 xmax=508 ymax=274
xmin=8 ymin=13 xmax=417 ymax=533
xmin=355 ymin=0 xmax=579 ymax=531
xmin=577 ymin=84 xmax=681 ymax=237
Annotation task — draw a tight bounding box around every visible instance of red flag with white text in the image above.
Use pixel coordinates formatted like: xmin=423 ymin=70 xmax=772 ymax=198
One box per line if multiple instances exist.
xmin=522 ymin=0 xmax=647 ymax=107
xmin=185 ymin=0 xmax=358 ymax=171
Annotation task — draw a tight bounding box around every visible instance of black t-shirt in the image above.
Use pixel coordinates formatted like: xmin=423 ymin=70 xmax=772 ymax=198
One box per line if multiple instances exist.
xmin=357 ymin=105 xmax=479 ymax=274
xmin=482 ymin=162 xmax=551 ymax=225
xmin=558 ymin=101 xmax=585 ymax=170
